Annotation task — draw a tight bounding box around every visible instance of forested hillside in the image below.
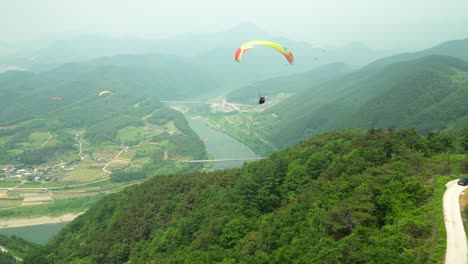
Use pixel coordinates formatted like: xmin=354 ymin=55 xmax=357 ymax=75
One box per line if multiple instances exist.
xmin=0 ymin=53 xmax=218 ymax=125
xmin=24 ymin=127 xmax=468 ymax=263
xmin=226 ymin=62 xmax=351 ymax=104
xmin=261 ymin=55 xmax=468 ymax=149
xmin=0 ymin=234 xmax=38 ymax=262
xmin=0 ymin=54 xmax=211 ymax=173
xmin=366 ymin=38 xmax=468 ymax=69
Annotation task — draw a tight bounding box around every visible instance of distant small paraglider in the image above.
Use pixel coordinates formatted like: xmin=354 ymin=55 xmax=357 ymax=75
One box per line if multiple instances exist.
xmin=51 ymin=96 xmax=63 ymax=101
xmin=99 ymin=90 xmax=112 ymax=103
xmin=311 ymin=45 xmax=326 ymax=52
xmin=98 ymin=91 xmax=112 ymax=97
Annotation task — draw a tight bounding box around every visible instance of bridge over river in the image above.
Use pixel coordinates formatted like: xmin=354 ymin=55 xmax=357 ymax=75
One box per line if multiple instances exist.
xmin=181 ymin=157 xmax=265 ymax=163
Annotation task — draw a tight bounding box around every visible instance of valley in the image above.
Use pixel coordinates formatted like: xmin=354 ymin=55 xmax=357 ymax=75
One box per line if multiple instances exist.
xmin=0 ymin=107 xmax=207 ymax=220
xmin=0 ymin=15 xmax=467 ymax=262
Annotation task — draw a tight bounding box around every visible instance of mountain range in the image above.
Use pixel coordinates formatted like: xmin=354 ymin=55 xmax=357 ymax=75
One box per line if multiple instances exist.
xmin=365 ymin=37 xmax=468 ymax=69
xmin=260 ymin=55 xmax=468 ymax=149
xmin=0 ymin=23 xmax=397 ymax=80
xmin=0 ymin=22 xmax=467 ymax=264
xmin=222 ymin=38 xmax=468 ymax=150
xmin=0 ymin=53 xmax=218 ymax=125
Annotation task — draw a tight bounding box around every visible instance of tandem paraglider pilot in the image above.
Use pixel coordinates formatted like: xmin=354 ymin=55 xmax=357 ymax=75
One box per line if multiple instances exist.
xmin=258 ymin=96 xmax=265 ymax=105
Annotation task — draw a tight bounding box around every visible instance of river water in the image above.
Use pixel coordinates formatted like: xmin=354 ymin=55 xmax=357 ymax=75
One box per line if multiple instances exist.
xmin=186 ymin=116 xmax=260 ymax=170
xmin=0 ymin=222 xmax=68 ymax=245
xmin=0 ymin=114 xmax=260 ymax=245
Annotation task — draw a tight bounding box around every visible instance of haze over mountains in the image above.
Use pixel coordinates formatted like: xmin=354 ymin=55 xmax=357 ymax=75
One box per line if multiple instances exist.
xmin=0 ymin=54 xmax=217 ymax=125
xmin=1 ymin=22 xmax=467 ymax=152
xmin=365 ymin=37 xmax=468 ymax=69
xmin=0 ymin=20 xmax=467 ymax=264
xmin=222 ymin=35 xmax=468 ymax=150
xmin=258 ymin=55 xmax=468 ymax=149
xmin=0 ymin=23 xmax=398 ymax=76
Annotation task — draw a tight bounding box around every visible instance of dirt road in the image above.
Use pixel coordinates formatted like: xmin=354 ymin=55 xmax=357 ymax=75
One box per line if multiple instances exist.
xmin=443 ymin=179 xmax=467 ymax=264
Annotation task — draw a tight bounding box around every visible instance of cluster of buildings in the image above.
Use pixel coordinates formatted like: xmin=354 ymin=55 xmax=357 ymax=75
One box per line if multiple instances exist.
xmin=210 ymin=103 xmax=238 ymax=113
xmin=1 ymin=163 xmax=74 ymax=182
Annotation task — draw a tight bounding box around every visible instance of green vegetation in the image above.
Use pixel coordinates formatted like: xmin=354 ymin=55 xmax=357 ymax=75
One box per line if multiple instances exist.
xmin=110 ymin=169 xmax=148 ymax=182
xmin=0 ymin=181 xmax=20 ymax=188
xmin=0 ymin=54 xmax=219 ymax=125
xmin=85 ymin=116 xmax=144 ymax=144
xmin=227 ymin=62 xmax=351 ymax=104
xmin=0 ymin=63 xmax=209 ymax=221
xmin=196 ymin=112 xmax=277 ymax=157
xmin=17 ymin=182 xmax=43 ymax=188
xmin=0 ymin=196 xmax=103 ymax=219
xmin=2 ymin=36 xmax=468 ymax=263
xmin=24 ymin=128 xmax=467 ymax=263
xmin=0 ymin=251 xmax=18 ymax=264
xmin=116 ymin=126 xmax=160 ymax=145
xmin=433 ymin=176 xmax=455 ymax=259
xmin=0 ymin=122 xmax=70 ymax=165
xmin=232 ymin=55 xmax=468 ymax=151
xmin=0 ymin=234 xmax=39 ymax=259
xmin=366 ymin=38 xmax=468 ymax=69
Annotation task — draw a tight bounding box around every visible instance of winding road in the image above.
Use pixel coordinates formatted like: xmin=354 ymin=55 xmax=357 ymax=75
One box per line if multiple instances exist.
xmin=102 ymin=146 xmax=129 ymax=174
xmin=75 ymin=134 xmax=85 ymax=160
xmin=0 ymin=245 xmax=22 ymax=261
xmin=39 ymin=132 xmax=52 ymax=148
xmin=443 ymin=179 xmax=467 ymax=264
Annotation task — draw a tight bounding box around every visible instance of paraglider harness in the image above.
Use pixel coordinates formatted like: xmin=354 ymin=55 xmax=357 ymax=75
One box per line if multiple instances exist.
xmin=258 ymin=96 xmax=266 ymax=105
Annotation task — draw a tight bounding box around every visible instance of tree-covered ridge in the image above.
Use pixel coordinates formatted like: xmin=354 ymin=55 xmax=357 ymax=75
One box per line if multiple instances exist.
xmin=365 ymin=37 xmax=468 ymax=69
xmin=0 ymin=97 xmax=205 ymax=167
xmin=0 ymin=53 xmax=218 ymax=126
xmin=0 ymin=251 xmax=18 ymax=264
xmin=109 ymin=107 xmax=208 ymax=182
xmin=226 ymin=62 xmax=351 ymax=104
xmin=0 ymin=234 xmax=39 ymax=262
xmin=25 ymin=127 xmax=468 ymax=263
xmin=0 ymin=64 xmax=208 ymax=223
xmin=329 ymin=55 xmax=468 ymax=131
xmin=261 ymin=55 xmax=468 ymax=149
xmin=0 ymin=55 xmax=210 ymax=168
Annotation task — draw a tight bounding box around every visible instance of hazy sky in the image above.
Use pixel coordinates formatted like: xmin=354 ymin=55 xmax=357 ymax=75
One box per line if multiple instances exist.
xmin=2 ymin=0 xmax=468 ymax=50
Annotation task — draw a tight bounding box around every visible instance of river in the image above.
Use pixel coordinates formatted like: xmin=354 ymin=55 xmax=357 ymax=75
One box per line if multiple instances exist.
xmin=0 ymin=114 xmax=261 ymax=245
xmin=0 ymin=222 xmax=69 ymax=245
xmin=186 ymin=116 xmax=261 ymax=170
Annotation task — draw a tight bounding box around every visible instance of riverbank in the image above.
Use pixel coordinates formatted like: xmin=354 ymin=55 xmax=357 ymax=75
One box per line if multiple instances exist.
xmin=0 ymin=212 xmax=84 ymax=228
xmin=185 ymin=117 xmax=260 ymax=170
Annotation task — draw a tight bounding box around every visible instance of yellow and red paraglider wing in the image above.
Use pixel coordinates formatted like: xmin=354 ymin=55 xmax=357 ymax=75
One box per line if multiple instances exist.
xmin=234 ymin=40 xmax=294 ymax=65
xmin=234 ymin=44 xmax=253 ymax=62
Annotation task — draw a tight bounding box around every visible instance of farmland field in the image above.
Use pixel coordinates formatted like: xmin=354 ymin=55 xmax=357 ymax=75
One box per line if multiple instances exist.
xmin=61 ymin=165 xmax=107 ymax=182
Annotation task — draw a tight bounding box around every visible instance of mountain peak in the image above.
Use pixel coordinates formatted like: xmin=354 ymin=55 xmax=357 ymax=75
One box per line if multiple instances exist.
xmin=339 ymin=42 xmax=373 ymax=52
xmin=226 ymin=22 xmax=271 ymax=37
xmin=364 ymin=37 xmax=468 ymax=69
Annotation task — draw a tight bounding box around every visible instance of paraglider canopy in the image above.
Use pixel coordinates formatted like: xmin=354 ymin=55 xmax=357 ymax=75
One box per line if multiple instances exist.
xmin=98 ymin=91 xmax=112 ymax=103
xmin=235 ymin=40 xmax=294 ymax=65
xmin=51 ymin=96 xmax=63 ymax=101
xmin=98 ymin=91 xmax=112 ymax=97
